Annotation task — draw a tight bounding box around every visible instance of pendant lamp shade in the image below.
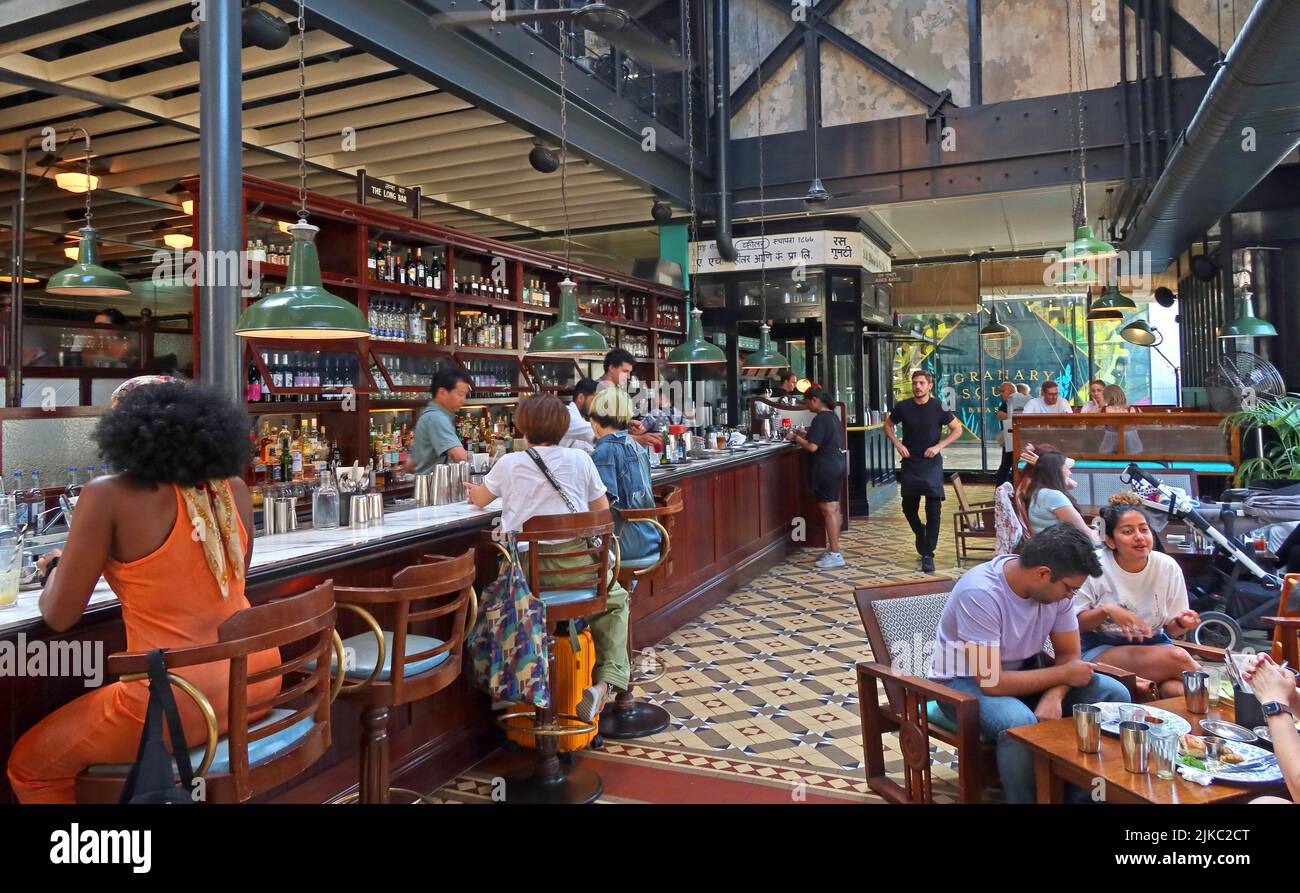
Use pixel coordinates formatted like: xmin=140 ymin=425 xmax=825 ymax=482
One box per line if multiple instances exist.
xmin=46 ymin=226 xmax=131 ymax=297
xmin=1062 ymin=225 xmax=1118 ymax=263
xmin=1087 ymin=285 xmax=1136 ymax=322
xmin=740 ymin=322 xmax=789 ymax=374
xmin=1218 ymin=293 xmax=1276 ymax=338
xmin=667 ymin=307 xmax=725 ymax=364
xmin=979 ymin=304 xmax=1010 ymax=338
xmin=525 ymin=277 xmax=609 ymax=357
xmin=1119 ymin=319 xmax=1160 ymax=346
xmin=235 ymin=222 xmax=368 ymax=339
xmin=1057 ymin=262 xmax=1100 ymax=289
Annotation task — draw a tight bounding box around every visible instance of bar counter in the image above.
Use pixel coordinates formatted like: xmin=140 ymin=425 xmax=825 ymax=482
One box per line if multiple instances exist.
xmin=0 ymin=441 xmax=819 ymax=803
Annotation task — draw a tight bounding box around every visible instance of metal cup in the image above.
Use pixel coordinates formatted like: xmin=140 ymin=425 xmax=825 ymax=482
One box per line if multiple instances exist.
xmin=1073 ymin=703 xmax=1102 ymax=754
xmin=1202 ymin=735 xmax=1228 ymax=760
xmin=413 ymin=473 xmax=436 ymax=507
xmin=1183 ymin=670 xmax=1210 ymax=714
xmin=367 ymin=492 xmax=384 ymax=526
xmin=1119 ymin=721 xmax=1150 ymax=773
xmin=262 ymin=495 xmax=298 ymax=536
xmin=348 ymin=494 xmax=371 ymax=529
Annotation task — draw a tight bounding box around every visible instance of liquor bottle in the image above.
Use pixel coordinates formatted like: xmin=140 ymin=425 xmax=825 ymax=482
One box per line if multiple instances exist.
xmin=503 ymin=316 xmax=514 ymax=350
xmin=376 ymin=242 xmax=387 ymax=281
xmin=432 ymin=255 xmax=441 ymax=290
xmin=407 ymin=254 xmax=417 ymax=287
xmin=416 ymin=251 xmax=425 ymax=287
xmin=246 ymin=362 xmax=262 ymax=403
xmin=396 ymin=251 xmax=406 ymax=285
xmin=369 ymin=241 xmax=380 ymax=275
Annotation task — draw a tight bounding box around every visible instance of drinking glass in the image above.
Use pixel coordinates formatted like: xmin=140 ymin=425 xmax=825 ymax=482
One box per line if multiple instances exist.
xmin=1202 ymin=664 xmax=1223 ymax=708
xmin=1119 ymin=704 xmax=1147 ymax=724
xmin=1150 ymin=726 xmax=1179 ymax=780
xmin=0 ymin=528 xmax=24 ymax=610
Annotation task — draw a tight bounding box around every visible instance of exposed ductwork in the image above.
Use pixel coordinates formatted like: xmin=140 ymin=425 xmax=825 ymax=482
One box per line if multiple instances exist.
xmin=711 ymin=0 xmax=735 ymax=261
xmin=1121 ymin=0 xmax=1300 ymax=272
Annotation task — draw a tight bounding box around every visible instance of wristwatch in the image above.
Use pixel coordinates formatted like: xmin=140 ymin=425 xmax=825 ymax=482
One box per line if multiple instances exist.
xmin=1262 ymin=700 xmax=1295 ymax=719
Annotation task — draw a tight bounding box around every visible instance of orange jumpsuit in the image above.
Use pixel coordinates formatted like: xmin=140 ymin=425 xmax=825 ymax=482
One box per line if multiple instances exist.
xmin=7 ymin=484 xmax=281 ymax=803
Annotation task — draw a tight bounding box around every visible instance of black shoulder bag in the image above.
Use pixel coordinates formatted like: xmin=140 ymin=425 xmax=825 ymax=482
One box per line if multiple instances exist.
xmin=120 ymin=648 xmax=197 ymax=804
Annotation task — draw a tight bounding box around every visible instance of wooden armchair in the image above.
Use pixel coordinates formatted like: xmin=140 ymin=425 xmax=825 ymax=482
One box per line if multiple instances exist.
xmin=950 ymin=473 xmax=996 ymax=564
xmin=853 ymin=578 xmax=1163 ymax=804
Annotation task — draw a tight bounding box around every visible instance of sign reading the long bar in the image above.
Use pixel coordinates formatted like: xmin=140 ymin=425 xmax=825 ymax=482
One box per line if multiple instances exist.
xmin=689 ymin=230 xmax=891 ymax=275
xmin=357 ymin=169 xmax=420 ymax=218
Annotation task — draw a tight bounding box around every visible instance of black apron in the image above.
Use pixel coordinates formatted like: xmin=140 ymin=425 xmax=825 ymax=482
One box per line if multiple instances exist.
xmin=899 ymin=454 xmax=945 ymax=498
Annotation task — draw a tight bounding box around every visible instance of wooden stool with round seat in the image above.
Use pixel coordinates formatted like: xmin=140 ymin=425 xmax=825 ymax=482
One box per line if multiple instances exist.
xmin=328 ymin=547 xmax=477 ymax=804
xmin=492 ymin=510 xmax=617 ymax=804
xmin=600 ymin=484 xmax=682 ymax=740
xmin=74 ymin=581 xmax=338 ymax=804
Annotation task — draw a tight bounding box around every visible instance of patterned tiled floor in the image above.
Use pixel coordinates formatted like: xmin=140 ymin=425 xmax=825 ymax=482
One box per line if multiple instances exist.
xmin=432 ymin=486 xmax=990 ymax=803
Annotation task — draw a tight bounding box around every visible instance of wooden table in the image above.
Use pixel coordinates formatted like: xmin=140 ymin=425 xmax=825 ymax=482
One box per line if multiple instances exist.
xmin=1006 ymin=697 xmax=1287 ymax=804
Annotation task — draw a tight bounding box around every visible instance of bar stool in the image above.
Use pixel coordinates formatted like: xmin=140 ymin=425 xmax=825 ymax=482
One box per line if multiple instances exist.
xmin=74 ymin=581 xmax=337 ymax=804
xmin=328 ymin=547 xmax=477 ymax=804
xmin=494 ymin=509 xmax=617 ymax=804
xmin=600 ymin=484 xmax=682 ymax=740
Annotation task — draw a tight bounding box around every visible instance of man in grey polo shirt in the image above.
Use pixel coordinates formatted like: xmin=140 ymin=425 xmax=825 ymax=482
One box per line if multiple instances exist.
xmin=410 ymin=368 xmax=472 ymax=473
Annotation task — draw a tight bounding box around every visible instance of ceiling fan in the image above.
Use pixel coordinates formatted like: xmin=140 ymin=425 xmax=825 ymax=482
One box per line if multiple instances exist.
xmin=428 ymin=1 xmax=687 ymax=72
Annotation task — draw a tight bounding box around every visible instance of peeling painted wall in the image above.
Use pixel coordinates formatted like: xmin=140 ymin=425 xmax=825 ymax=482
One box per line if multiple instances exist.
xmin=981 ymin=0 xmax=1122 ymax=103
xmin=821 ymin=42 xmax=927 ymax=126
xmin=828 ymin=0 xmax=971 ymax=107
xmin=731 ymin=51 xmax=807 ymax=137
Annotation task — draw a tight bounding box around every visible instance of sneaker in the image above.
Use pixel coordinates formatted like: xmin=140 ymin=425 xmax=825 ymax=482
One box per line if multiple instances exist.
xmin=815 ymin=552 xmax=846 ymax=569
xmin=577 ymin=682 xmax=609 ymax=722
xmin=921 ymin=555 xmax=936 ymax=573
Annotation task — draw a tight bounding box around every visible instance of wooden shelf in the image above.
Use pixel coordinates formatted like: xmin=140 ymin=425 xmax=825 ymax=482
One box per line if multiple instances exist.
xmin=364 ymin=277 xmax=450 ymax=299
xmin=247 ymin=400 xmax=353 ymax=414
xmin=258 ymin=263 xmax=360 ymax=288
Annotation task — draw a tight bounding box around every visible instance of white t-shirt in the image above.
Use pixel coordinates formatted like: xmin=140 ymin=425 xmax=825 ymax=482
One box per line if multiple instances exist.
xmin=1022 ymin=396 xmax=1070 ymax=414
xmin=1073 ymin=549 xmax=1189 ymax=633
xmin=1000 ymin=392 xmax=1031 ymax=450
xmin=483 ymin=445 xmax=606 ymax=543
xmin=1080 ymin=400 xmax=1104 ymax=413
xmin=559 ymin=400 xmax=594 ymax=453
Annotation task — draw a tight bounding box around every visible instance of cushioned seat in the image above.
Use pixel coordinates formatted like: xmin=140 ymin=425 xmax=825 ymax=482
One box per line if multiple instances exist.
xmin=86 ymin=708 xmax=317 ymax=777
xmin=619 ymin=551 xmax=661 ymax=570
xmin=924 ymin=700 xmax=995 ymax=743
xmin=539 ymin=588 xmax=601 ymax=607
xmin=308 ymin=632 xmax=450 ymax=681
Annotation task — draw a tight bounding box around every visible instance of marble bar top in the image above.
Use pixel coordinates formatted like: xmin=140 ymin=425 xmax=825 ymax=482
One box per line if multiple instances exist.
xmin=0 ymin=441 xmax=795 ymax=638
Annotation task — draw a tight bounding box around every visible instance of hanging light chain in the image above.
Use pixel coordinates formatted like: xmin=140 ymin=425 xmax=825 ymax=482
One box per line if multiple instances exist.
xmin=683 ymin=0 xmax=696 ymax=297
xmin=81 ymin=128 xmax=93 ymax=227
xmin=296 ymin=0 xmax=308 ymax=222
xmin=753 ymin=5 xmax=767 ymax=323
xmin=559 ymin=29 xmax=571 ymax=275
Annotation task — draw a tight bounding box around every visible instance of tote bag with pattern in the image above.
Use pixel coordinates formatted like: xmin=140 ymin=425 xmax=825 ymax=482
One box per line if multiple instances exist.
xmin=467 ymin=535 xmax=550 ymax=708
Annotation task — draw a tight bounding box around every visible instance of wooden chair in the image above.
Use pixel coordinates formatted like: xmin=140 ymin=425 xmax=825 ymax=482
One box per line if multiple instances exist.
xmin=950 ymin=473 xmax=996 ymax=564
xmin=1265 ymin=573 xmax=1300 ymax=669
xmin=600 ymin=484 xmax=683 ymax=740
xmin=853 ymin=578 xmax=1173 ymax=804
xmin=75 ymin=582 xmax=337 ymax=804
xmin=492 ymin=510 xmax=616 ymax=804
xmin=329 ymin=548 xmax=477 ymax=804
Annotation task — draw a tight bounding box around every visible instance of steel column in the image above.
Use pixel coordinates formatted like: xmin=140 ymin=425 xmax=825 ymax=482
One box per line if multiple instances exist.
xmin=198 ymin=0 xmax=242 ymax=402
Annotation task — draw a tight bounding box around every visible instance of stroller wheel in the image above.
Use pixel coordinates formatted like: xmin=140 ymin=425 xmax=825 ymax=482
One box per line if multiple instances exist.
xmin=1194 ymin=611 xmax=1244 ymax=651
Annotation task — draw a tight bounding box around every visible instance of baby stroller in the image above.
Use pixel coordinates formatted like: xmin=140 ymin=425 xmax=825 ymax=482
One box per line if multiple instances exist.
xmin=1118 ymin=464 xmax=1293 ymax=650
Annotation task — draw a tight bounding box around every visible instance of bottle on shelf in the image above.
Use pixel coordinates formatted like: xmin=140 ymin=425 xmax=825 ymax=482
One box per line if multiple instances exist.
xmin=64 ymin=467 xmax=80 ymax=501
xmin=27 ymin=471 xmax=45 ymax=526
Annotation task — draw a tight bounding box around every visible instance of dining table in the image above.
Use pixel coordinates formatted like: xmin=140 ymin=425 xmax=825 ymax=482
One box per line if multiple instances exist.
xmin=1006 ymin=696 xmax=1290 ymax=804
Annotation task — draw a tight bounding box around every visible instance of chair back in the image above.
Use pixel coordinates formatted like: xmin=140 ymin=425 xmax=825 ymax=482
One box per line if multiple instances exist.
xmin=1271 ymin=573 xmax=1300 ymax=666
xmin=854 ymin=578 xmax=955 ymax=716
xmin=517 ymin=510 xmax=616 ymax=620
xmin=616 ymin=484 xmax=683 ymax=583
xmin=81 ymin=581 xmax=337 ymax=804
xmin=950 ymin=473 xmax=973 ymax=514
xmin=334 ymin=547 xmax=477 ymax=705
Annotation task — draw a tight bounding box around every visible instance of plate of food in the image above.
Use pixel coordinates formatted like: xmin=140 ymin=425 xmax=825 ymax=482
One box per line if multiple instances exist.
xmin=1093 ymin=703 xmax=1192 ymax=737
xmin=1178 ymin=735 xmax=1282 ymax=784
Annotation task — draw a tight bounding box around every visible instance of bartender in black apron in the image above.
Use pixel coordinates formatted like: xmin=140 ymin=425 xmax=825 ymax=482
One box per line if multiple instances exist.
xmin=884 ymin=369 xmax=963 ymax=573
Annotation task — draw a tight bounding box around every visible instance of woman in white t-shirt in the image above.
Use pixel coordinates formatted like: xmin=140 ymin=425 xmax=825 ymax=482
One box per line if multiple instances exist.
xmin=465 ymin=394 xmax=629 ymax=722
xmin=1072 ymin=503 xmax=1201 ymax=696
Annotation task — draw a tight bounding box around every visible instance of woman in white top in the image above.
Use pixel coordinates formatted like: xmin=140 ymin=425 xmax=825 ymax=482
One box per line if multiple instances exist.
xmin=1073 ymin=503 xmax=1201 ymax=696
xmin=465 ymin=394 xmax=629 ymax=721
xmin=1099 ymin=383 xmax=1142 ymax=454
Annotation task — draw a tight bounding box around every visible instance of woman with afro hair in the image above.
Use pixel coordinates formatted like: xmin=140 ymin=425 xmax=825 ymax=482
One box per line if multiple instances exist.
xmin=7 ymin=377 xmax=282 ymax=803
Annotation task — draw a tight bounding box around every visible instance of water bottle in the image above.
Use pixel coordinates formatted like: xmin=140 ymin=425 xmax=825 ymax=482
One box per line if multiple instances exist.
xmin=64 ymin=466 xmax=80 ymax=500
xmin=311 ymin=469 xmax=339 ymax=530
xmin=27 ymin=471 xmax=45 ymax=526
xmin=11 ymin=472 xmax=25 ymax=527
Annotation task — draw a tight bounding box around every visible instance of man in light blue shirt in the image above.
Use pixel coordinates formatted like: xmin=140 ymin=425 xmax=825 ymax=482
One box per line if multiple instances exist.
xmin=410 ymin=368 xmax=472 ymax=474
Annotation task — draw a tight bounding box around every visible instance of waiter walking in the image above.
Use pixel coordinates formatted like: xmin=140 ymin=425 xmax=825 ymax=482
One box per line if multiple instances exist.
xmin=884 ymin=369 xmax=963 ymax=573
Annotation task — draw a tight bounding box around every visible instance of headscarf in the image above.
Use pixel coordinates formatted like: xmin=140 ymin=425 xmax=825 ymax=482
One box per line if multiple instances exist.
xmin=108 ymin=374 xmax=244 ymax=599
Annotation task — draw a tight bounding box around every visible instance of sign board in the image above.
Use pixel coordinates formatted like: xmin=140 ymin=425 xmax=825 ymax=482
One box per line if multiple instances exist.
xmin=357 ymin=169 xmax=420 ymax=218
xmin=864 ymin=270 xmax=913 ymax=285
xmin=689 ymin=230 xmax=892 ymax=276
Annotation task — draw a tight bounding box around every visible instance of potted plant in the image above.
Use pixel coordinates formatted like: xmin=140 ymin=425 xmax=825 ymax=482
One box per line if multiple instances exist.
xmin=1223 ymin=395 xmax=1300 ymax=486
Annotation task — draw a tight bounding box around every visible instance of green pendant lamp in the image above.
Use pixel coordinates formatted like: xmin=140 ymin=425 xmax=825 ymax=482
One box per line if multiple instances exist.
xmin=1062 ymin=225 xmax=1118 ymax=263
xmin=46 ymin=225 xmax=130 ymax=297
xmin=1056 ymin=261 xmax=1100 ymax=290
xmin=979 ymin=304 xmax=1010 ymax=338
xmin=1218 ymin=291 xmax=1276 ymax=339
xmin=526 ymin=277 xmax=609 ymax=357
xmin=667 ymin=306 xmax=725 ymax=365
xmin=236 ymin=221 xmax=367 ymax=339
xmin=1086 ymin=284 xmax=1137 ymax=322
xmin=740 ymin=322 xmax=789 ymax=375
xmin=235 ymin=3 xmax=366 ymax=340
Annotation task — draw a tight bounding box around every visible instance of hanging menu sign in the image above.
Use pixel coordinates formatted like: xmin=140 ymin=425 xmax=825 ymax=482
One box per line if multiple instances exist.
xmin=689 ymin=230 xmax=891 ymax=275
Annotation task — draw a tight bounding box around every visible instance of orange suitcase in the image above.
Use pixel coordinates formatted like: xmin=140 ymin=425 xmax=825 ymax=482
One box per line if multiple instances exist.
xmin=504 ymin=627 xmax=599 ymax=752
